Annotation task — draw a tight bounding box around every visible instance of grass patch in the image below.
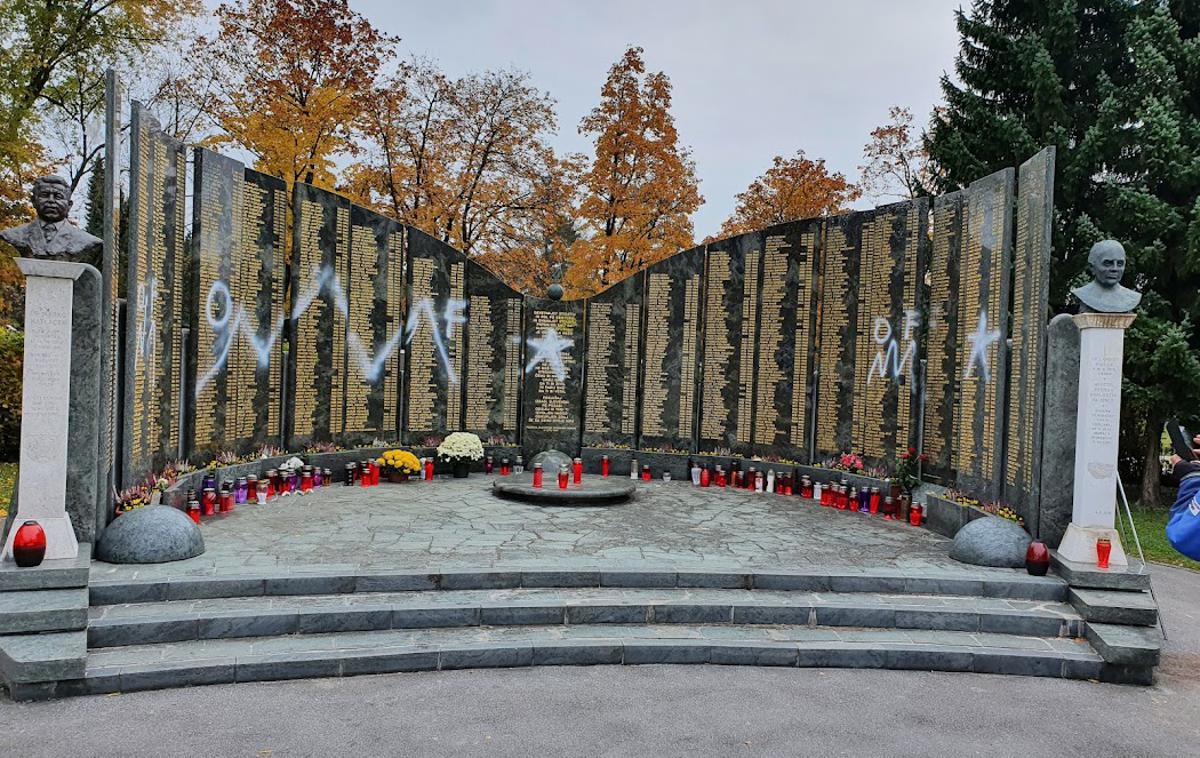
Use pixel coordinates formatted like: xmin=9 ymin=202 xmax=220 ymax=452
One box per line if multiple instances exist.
xmin=1122 ymin=506 xmax=1200 ymax=571
xmin=0 ymin=462 xmax=14 ymax=520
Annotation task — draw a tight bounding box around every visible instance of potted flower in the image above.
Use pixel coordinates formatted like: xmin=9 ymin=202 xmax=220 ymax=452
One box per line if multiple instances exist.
xmin=379 ymin=449 xmax=421 ymax=483
xmin=893 ymin=447 xmax=928 ymax=498
xmin=437 ymin=432 xmax=485 ymax=478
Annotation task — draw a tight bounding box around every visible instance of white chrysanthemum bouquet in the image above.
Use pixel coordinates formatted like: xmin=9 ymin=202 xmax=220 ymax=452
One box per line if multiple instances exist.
xmin=437 ymin=432 xmax=485 ymax=462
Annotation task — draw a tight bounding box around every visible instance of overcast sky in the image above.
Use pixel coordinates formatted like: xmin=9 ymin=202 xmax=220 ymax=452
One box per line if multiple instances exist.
xmin=197 ymin=0 xmax=964 ymax=238
xmin=352 ymin=0 xmax=964 ymax=238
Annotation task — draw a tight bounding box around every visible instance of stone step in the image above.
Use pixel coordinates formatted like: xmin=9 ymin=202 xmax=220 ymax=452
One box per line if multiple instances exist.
xmin=88 ymin=567 xmax=1068 ymax=605
xmin=1084 ymin=622 xmax=1162 ymax=669
xmin=1069 ymin=588 xmax=1158 ymax=626
xmin=0 ymin=588 xmax=88 ymax=634
xmin=0 ymin=544 xmax=90 ymax=592
xmin=86 ymin=588 xmax=1083 ymax=648
xmin=0 ymin=631 xmax=87 ymax=689
xmin=1050 ymin=552 xmax=1152 ymax=591
xmin=62 ymin=625 xmax=1106 ymax=697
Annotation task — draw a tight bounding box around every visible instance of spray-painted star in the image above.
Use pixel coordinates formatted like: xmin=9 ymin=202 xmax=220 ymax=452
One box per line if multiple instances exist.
xmin=524 ymin=328 xmax=574 ymax=382
xmin=963 ymin=311 xmax=1001 ymax=382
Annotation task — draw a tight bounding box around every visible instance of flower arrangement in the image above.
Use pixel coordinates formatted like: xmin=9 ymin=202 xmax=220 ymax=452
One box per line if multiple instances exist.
xmin=421 ymin=435 xmax=445 ymax=449
xmin=378 ymin=449 xmax=421 ymax=475
xmin=305 ymin=441 xmax=340 ymax=455
xmin=982 ymin=502 xmax=1025 ymax=528
xmin=821 ymin=452 xmax=866 ymax=474
xmin=894 ymin=447 xmax=929 ymax=495
xmin=437 ymin=432 xmax=484 ymax=462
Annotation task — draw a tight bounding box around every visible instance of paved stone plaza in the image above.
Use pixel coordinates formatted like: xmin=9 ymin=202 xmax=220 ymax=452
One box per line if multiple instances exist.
xmin=91 ymin=479 xmax=985 ymax=580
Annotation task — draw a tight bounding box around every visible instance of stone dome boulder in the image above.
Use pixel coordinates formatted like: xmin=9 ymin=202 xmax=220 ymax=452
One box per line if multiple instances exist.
xmin=97 ymin=505 xmax=205 ymax=564
xmin=949 ymin=516 xmax=1031 ymax=568
xmin=529 ymin=449 xmax=573 ymax=473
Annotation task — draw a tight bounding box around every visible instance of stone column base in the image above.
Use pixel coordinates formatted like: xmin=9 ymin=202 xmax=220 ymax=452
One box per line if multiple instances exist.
xmin=1 ymin=515 xmax=79 ymax=563
xmin=1057 ymin=523 xmax=1128 ymax=567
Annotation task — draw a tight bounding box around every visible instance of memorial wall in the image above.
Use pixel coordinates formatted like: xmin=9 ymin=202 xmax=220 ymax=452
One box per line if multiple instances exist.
xmin=1004 ymin=147 xmax=1055 ymax=525
xmin=521 ymin=296 xmax=585 ymax=456
xmin=124 ymin=102 xmax=187 ymax=482
xmin=640 ymin=247 xmax=703 ymax=453
xmin=404 ymin=228 xmax=466 ymax=443
xmin=115 ymin=111 xmax=1054 ymax=509
xmin=188 ymin=148 xmax=288 ymax=455
xmin=464 ymin=260 xmax=523 ymax=444
xmin=583 ymin=273 xmax=643 ymax=449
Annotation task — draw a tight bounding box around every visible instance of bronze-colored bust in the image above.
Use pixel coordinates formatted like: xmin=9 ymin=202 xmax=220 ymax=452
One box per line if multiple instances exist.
xmin=1071 ymin=239 xmax=1142 ymax=313
xmin=0 ymin=175 xmax=102 ymax=268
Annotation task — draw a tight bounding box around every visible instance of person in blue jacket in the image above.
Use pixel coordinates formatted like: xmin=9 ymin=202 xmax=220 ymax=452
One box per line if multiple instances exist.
xmin=1166 ymin=435 xmax=1200 ymax=560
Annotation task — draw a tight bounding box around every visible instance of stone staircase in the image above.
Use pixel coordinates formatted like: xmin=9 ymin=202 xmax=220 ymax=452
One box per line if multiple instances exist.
xmin=0 ymin=565 xmax=1156 ymax=699
xmin=0 ymin=545 xmax=90 ymax=701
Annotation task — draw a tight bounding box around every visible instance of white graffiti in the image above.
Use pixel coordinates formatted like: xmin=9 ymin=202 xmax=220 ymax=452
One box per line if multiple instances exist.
xmin=195 ymin=264 xmax=466 ymax=399
xmin=135 ymin=277 xmax=158 ymax=361
xmin=523 ymin=328 xmax=574 ymax=383
xmin=868 ymin=310 xmax=920 ymax=386
xmin=963 ymin=311 xmax=1002 ymax=382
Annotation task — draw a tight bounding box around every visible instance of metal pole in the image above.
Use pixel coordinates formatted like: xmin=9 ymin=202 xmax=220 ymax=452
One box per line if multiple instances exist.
xmin=1116 ymin=472 xmax=1166 ymax=640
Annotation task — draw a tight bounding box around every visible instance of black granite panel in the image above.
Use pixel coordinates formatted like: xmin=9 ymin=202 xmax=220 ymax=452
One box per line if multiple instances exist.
xmin=342 ymin=206 xmax=404 ymax=444
xmin=582 ymin=273 xmax=643 ymax=449
xmin=748 ymin=219 xmax=821 ymax=461
xmin=813 ymin=212 xmax=861 ymax=461
xmin=521 ymin=297 xmax=585 ymax=457
xmin=1004 ymin=147 xmax=1055 ymax=527
xmin=189 ymin=149 xmax=288 ymax=457
xmin=638 ymin=247 xmax=704 ymax=454
xmin=924 ymin=190 xmax=967 ymax=484
xmin=288 ymin=183 xmax=351 ymax=446
xmin=123 ymin=102 xmax=187 ymax=483
xmin=697 ymin=234 xmax=751 ymax=454
xmin=464 ymin=259 xmax=523 ymax=445
xmin=953 ymin=168 xmax=1015 ymax=501
xmin=850 ymin=200 xmax=927 ymax=468
xmin=404 ymin=227 xmax=468 ymax=445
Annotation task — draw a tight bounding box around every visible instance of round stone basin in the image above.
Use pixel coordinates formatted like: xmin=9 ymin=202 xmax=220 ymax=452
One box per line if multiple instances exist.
xmin=492 ymin=474 xmax=636 ymax=506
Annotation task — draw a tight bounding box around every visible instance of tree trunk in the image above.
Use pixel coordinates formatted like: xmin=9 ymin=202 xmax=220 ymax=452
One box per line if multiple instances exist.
xmin=1140 ymin=421 xmax=1163 ymax=509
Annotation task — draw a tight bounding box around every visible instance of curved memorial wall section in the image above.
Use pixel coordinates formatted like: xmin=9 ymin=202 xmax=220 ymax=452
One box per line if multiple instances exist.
xmin=117 ymin=116 xmax=1056 ymax=530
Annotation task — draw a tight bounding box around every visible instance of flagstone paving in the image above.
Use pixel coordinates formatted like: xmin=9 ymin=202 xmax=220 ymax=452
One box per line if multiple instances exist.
xmin=91 ymin=479 xmax=1011 ymax=581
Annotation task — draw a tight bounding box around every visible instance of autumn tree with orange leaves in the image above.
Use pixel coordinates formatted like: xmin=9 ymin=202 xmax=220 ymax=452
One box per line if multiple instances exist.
xmin=859 ymin=106 xmax=933 ymax=201
xmin=347 ymin=59 xmax=577 ymax=294
xmin=570 ymin=46 xmax=702 ymax=296
xmin=197 ymin=0 xmax=396 ymax=192
xmin=717 ymin=151 xmax=858 ymax=239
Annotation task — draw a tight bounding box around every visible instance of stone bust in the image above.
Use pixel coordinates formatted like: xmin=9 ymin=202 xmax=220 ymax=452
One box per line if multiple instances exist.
xmin=1071 ymin=239 xmax=1142 ymax=313
xmin=0 ymin=175 xmax=102 ymax=268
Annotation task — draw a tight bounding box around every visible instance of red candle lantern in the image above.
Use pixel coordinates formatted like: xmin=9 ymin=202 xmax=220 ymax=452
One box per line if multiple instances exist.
xmin=532 ymin=463 xmax=544 ymax=488
xmin=908 ymin=502 xmax=923 ymax=526
xmin=302 ymin=469 xmax=315 ymax=493
xmin=731 ymin=469 xmax=743 ymax=488
xmin=266 ymin=470 xmax=277 ymax=499
xmin=701 ymin=467 xmax=711 ymax=487
xmin=1025 ymin=540 xmax=1050 ymax=576
xmin=715 ymin=466 xmax=727 ymax=488
xmin=485 ymin=455 xmax=494 ymax=475
xmin=187 ymin=498 xmax=201 ymax=524
xmin=641 ymin=465 xmax=652 ymax=482
xmin=558 ymin=465 xmax=569 ymax=489
xmin=1096 ymin=538 xmax=1112 ymax=569
xmin=202 ymin=487 xmax=217 ymax=517
xmin=601 ymin=455 xmax=610 ymax=477
xmin=869 ymin=487 xmax=881 ymax=514
xmin=219 ymin=484 xmax=235 ymax=513
xmin=501 ymin=458 xmax=511 ymax=476
xmin=800 ymin=477 xmax=813 ymax=499
xmin=424 ymin=457 xmax=434 ymax=481
xmin=882 ymin=496 xmax=896 ymax=520
xmin=573 ymin=457 xmax=583 ymax=485
xmin=12 ymin=521 xmax=47 ymax=567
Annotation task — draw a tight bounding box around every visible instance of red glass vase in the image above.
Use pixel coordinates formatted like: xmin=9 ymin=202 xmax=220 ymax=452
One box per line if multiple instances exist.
xmin=12 ymin=521 xmax=47 ymax=567
xmin=1025 ymin=540 xmax=1050 ymax=576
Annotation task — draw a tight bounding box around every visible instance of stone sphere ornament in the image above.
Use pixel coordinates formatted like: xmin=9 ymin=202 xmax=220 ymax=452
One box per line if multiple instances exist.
xmin=530 ymin=449 xmax=573 ymax=473
xmin=949 ymin=516 xmax=1032 ymax=568
xmin=547 ymin=283 xmax=564 ymax=301
xmin=97 ymin=505 xmax=205 ymax=564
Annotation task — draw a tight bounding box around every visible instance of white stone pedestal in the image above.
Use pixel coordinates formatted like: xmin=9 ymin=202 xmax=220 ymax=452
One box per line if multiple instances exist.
xmin=1057 ymin=311 xmax=1137 ymax=567
xmin=1 ymin=259 xmax=85 ymax=563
